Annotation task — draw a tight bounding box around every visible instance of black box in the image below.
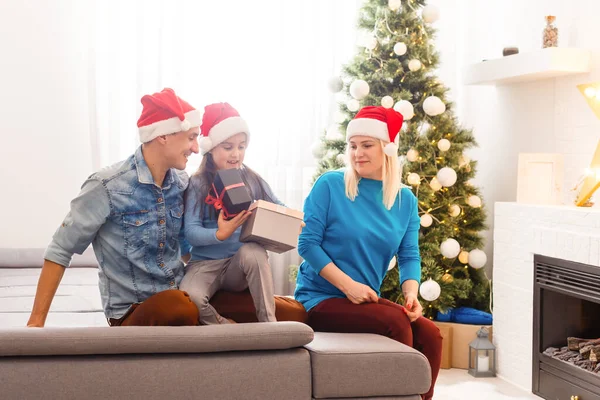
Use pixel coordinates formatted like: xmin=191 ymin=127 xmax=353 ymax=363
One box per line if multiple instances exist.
xmin=207 ymin=169 xmax=252 ymax=219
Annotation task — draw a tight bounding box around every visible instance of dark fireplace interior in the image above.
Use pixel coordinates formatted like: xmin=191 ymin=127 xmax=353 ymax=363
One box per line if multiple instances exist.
xmin=533 ymin=254 xmax=600 ymax=400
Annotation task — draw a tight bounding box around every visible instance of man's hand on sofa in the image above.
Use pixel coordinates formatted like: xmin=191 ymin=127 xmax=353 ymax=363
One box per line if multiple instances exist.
xmin=26 ymin=260 xmax=67 ymax=328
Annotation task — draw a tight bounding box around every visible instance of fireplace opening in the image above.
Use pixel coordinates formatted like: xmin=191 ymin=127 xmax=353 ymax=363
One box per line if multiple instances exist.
xmin=533 ymin=254 xmax=600 ymax=399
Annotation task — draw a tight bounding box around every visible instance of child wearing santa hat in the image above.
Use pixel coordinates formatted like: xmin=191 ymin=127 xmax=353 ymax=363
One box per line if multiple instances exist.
xmin=180 ymin=102 xmax=307 ymax=325
xmin=294 ymin=106 xmax=442 ymax=400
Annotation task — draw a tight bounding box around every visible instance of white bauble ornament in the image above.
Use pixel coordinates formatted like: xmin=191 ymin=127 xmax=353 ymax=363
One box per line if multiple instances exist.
xmin=325 ymin=125 xmax=343 ymax=141
xmin=419 ymin=278 xmax=441 ymax=301
xmin=408 ymin=59 xmax=422 ymax=72
xmin=468 ymin=249 xmax=487 ymax=269
xmin=311 ymin=141 xmax=326 ymax=159
xmin=327 ymin=76 xmax=343 ymax=93
xmin=393 ymin=100 xmax=414 ymax=120
xmin=440 ymin=238 xmax=461 ymax=259
xmin=326 ymin=150 xmax=338 ymax=159
xmin=388 ymin=0 xmax=401 ymax=11
xmin=423 ymin=96 xmax=446 ymax=116
xmin=406 ymin=149 xmax=419 ymax=162
xmin=407 ymin=172 xmax=421 ymax=186
xmin=365 ymin=36 xmax=378 ymax=50
xmin=420 ymin=213 xmax=433 ymax=227
xmin=350 ymin=80 xmax=370 ymax=100
xmin=449 ymin=204 xmax=461 ymax=217
xmin=334 ymin=111 xmax=346 ymax=124
xmin=422 ymin=5 xmax=440 ymax=23
xmin=467 ymin=195 xmax=482 ymax=208
xmin=458 ymin=250 xmax=469 ymax=264
xmin=429 ymin=177 xmax=442 ymax=191
xmin=436 ymin=167 xmax=457 ymax=187
xmin=437 ymin=138 xmax=451 ymax=152
xmin=388 ymin=257 xmax=397 ymax=271
xmin=393 ymin=42 xmax=407 ymax=56
xmin=381 ymin=96 xmax=394 ymax=109
xmin=346 ymin=99 xmax=360 ymax=112
xmin=336 ymin=153 xmax=346 ymax=165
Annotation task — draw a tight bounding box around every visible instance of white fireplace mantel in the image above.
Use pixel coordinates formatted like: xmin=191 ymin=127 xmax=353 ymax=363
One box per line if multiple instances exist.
xmin=493 ymin=202 xmax=600 ymax=391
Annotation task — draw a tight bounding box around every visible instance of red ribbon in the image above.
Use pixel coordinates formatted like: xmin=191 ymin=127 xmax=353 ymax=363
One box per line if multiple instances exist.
xmin=205 ymin=182 xmax=246 ymax=219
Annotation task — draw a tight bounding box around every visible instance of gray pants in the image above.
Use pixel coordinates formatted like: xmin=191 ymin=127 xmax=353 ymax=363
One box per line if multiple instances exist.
xmin=180 ymin=243 xmax=276 ymax=325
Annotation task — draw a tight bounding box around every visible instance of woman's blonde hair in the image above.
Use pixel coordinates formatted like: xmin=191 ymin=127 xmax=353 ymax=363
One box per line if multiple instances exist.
xmin=343 ymin=139 xmax=401 ymax=210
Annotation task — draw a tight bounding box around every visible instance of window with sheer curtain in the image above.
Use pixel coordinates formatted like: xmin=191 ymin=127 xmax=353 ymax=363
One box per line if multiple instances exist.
xmin=88 ymin=0 xmax=361 ymax=294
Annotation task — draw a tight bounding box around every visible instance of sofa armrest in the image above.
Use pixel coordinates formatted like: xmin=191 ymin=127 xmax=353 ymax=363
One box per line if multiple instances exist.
xmin=0 ymin=322 xmax=314 ymax=356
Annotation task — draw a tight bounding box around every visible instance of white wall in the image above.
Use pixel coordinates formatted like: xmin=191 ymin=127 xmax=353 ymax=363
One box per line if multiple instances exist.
xmin=428 ymin=0 xmax=600 ymax=274
xmin=0 ymin=0 xmax=94 ymax=248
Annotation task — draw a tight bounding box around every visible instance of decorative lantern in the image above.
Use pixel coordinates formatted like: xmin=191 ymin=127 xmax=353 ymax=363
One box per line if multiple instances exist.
xmin=468 ymin=327 xmax=496 ymax=377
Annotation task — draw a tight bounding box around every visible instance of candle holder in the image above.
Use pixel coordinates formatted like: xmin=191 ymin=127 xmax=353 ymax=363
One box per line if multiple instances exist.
xmin=468 ymin=327 xmax=496 ymax=377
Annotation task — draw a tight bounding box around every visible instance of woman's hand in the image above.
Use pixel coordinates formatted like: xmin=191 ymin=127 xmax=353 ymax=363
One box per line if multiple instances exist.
xmin=343 ymin=280 xmax=379 ymax=304
xmin=216 ymin=210 xmax=252 ymax=241
xmin=403 ymin=293 xmax=423 ymax=322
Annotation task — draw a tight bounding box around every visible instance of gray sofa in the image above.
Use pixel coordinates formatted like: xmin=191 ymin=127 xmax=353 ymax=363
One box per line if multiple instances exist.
xmin=0 ymin=248 xmax=431 ymax=400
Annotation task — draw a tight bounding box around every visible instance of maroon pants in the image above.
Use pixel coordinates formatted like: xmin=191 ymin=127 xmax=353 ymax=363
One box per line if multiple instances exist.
xmin=306 ymin=297 xmax=442 ymax=400
xmin=108 ymin=290 xmax=199 ymax=327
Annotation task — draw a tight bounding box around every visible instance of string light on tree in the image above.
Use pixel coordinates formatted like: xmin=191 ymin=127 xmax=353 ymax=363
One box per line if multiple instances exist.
xmin=407 ymin=172 xmax=421 ymax=186
xmin=429 ymin=176 xmax=442 ymax=191
xmin=458 ymin=250 xmax=469 ymax=264
xmin=346 ymin=99 xmax=360 ymax=112
xmin=393 ymin=100 xmax=414 ymax=120
xmin=393 ymin=42 xmax=407 ymax=56
xmin=437 ymin=138 xmax=451 ymax=152
xmin=350 ymin=80 xmax=370 ymax=100
xmin=381 ymin=96 xmax=394 ymax=108
xmin=467 ymin=195 xmax=482 ymax=208
xmin=327 ymin=76 xmax=343 ymax=93
xmin=419 ymin=278 xmax=441 ymax=301
xmin=468 ymin=249 xmax=487 ymax=269
xmin=420 ymin=213 xmax=433 ymax=227
xmin=449 ymin=204 xmax=461 ymax=217
xmin=436 ymin=167 xmax=457 ymax=187
xmin=406 ymin=148 xmax=419 ymax=162
xmin=440 ymin=238 xmax=461 ymax=258
xmin=423 ymin=96 xmax=446 ymax=116
xmin=422 ymin=4 xmax=440 ymax=23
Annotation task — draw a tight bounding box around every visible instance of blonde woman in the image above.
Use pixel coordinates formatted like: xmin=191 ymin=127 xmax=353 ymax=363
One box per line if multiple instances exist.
xmin=294 ymin=106 xmax=442 ymax=400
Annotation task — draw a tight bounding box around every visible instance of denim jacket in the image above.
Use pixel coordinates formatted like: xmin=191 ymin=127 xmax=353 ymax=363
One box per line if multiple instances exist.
xmin=44 ymin=146 xmax=192 ymax=319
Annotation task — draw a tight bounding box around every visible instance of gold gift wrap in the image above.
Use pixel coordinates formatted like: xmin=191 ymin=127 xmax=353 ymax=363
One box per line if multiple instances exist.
xmin=240 ymin=200 xmax=304 ymax=254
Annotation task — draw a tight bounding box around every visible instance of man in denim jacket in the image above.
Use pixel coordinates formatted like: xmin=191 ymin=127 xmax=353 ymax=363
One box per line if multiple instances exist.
xmin=27 ymin=88 xmax=202 ymax=327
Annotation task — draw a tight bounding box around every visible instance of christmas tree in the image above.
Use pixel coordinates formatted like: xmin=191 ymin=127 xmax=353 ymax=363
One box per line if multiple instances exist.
xmin=311 ymin=0 xmax=491 ymax=319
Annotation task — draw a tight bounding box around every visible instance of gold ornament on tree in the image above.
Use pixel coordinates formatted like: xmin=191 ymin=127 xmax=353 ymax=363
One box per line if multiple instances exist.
xmin=442 ymin=273 xmax=454 ymax=283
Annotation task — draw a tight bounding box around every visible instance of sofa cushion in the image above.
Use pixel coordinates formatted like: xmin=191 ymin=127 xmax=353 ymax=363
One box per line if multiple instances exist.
xmin=305 ymin=332 xmax=431 ymax=399
xmin=0 ymin=322 xmax=314 ymax=356
xmin=0 ymin=247 xmax=97 ymax=268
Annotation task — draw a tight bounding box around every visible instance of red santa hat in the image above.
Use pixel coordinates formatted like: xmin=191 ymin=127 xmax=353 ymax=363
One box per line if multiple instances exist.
xmin=346 ymin=106 xmax=404 ymax=156
xmin=199 ymin=102 xmax=250 ymax=155
xmin=137 ymin=88 xmax=202 ymax=143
